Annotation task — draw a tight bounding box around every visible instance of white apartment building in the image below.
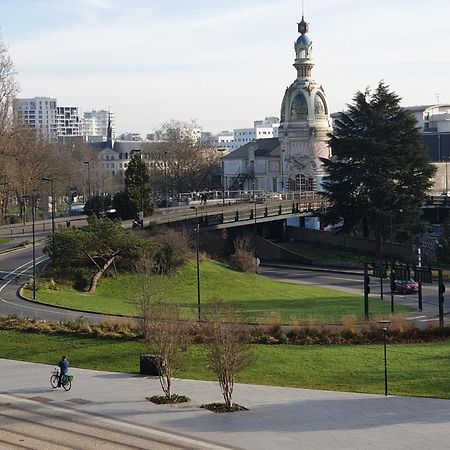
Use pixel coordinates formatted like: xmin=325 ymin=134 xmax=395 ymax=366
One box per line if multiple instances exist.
xmin=15 ymin=97 xmax=83 ymax=139
xmin=14 ymin=97 xmax=58 ymax=139
xmin=56 ymin=106 xmax=82 ymax=136
xmin=83 ymin=110 xmax=115 ymax=142
xmin=210 ymin=117 xmax=280 ymax=152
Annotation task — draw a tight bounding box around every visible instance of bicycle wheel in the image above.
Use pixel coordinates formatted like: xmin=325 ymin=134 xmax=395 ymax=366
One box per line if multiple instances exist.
xmin=62 ymin=379 xmax=71 ymax=391
xmin=50 ymin=374 xmax=59 ymax=389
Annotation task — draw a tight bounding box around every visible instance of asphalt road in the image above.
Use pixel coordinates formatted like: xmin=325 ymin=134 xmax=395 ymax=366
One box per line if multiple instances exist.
xmin=0 ymin=245 xmax=122 ymax=324
xmin=0 ymin=241 xmax=447 ymax=325
xmin=259 ymin=265 xmax=449 ymax=324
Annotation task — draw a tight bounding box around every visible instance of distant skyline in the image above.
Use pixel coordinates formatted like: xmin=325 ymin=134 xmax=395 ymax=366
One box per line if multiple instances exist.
xmin=0 ymin=0 xmax=449 ymax=135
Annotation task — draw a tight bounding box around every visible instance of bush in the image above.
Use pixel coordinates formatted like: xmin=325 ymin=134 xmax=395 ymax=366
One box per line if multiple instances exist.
xmin=150 ymin=229 xmax=191 ymax=274
xmin=229 ymin=236 xmax=257 ymax=273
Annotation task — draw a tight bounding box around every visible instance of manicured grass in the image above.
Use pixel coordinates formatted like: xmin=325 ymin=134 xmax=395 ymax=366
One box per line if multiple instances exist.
xmin=26 ymin=260 xmax=412 ymax=323
xmin=0 ymin=237 xmax=12 ymax=245
xmin=0 ymin=330 xmax=448 ymax=399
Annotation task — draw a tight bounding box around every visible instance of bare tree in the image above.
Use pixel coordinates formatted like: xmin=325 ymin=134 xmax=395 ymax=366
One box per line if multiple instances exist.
xmin=144 ymin=300 xmax=189 ymax=400
xmin=134 ymin=249 xmax=190 ymax=401
xmin=144 ymin=120 xmax=221 ymax=196
xmin=205 ymin=301 xmax=253 ymax=411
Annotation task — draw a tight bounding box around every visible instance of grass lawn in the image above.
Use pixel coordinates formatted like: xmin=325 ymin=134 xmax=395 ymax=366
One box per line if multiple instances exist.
xmin=25 ymin=261 xmax=412 ymax=323
xmin=0 ymin=330 xmax=448 ymax=399
xmin=0 ymin=237 xmax=12 ymax=245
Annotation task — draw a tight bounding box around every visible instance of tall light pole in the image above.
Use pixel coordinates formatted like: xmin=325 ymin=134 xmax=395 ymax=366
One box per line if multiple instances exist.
xmin=23 ymin=192 xmax=38 ymax=300
xmin=218 ymin=148 xmax=226 ymax=206
xmin=378 ymin=320 xmax=391 ymax=396
xmin=83 ymin=161 xmax=91 ymax=207
xmin=42 ymin=177 xmax=55 ymax=257
xmin=164 ymin=151 xmax=168 ymax=207
xmin=190 ymin=206 xmax=201 ymax=321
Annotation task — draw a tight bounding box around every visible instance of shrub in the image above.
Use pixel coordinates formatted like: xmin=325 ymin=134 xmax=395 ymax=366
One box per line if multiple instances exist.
xmin=150 ymin=229 xmax=191 ymax=274
xmin=229 ymin=236 xmax=257 ymax=273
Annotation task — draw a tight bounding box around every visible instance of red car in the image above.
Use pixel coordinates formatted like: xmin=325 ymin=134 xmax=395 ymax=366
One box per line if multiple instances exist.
xmin=393 ymin=279 xmax=419 ymax=294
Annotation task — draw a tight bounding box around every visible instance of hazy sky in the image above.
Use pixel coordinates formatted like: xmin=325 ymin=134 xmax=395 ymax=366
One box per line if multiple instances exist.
xmin=0 ymin=0 xmax=448 ymax=135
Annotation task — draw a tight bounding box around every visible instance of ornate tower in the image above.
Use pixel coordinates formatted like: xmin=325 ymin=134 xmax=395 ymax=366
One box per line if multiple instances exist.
xmin=279 ymin=14 xmax=331 ymax=192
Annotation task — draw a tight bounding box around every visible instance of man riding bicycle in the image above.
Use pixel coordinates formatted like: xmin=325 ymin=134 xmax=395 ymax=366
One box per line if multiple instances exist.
xmin=57 ymin=355 xmax=69 ymax=387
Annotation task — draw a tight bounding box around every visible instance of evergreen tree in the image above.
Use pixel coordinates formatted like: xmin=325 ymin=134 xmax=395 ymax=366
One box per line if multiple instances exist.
xmin=124 ymin=153 xmax=154 ymax=216
xmin=322 ymin=82 xmax=436 ymax=255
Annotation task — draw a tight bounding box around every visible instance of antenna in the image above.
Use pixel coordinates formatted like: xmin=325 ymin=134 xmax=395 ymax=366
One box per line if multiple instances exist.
xmin=302 ymin=0 xmax=305 ymax=17
xmin=435 ymin=93 xmax=440 ymax=105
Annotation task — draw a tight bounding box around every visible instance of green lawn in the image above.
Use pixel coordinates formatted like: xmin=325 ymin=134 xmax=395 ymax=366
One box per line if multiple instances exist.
xmin=0 ymin=330 xmax=448 ymax=399
xmin=0 ymin=237 xmax=12 ymax=245
xmin=26 ymin=260 xmax=412 ymax=323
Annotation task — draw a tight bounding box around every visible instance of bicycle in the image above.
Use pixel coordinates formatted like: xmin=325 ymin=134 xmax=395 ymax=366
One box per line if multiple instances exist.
xmin=50 ymin=368 xmax=73 ymax=391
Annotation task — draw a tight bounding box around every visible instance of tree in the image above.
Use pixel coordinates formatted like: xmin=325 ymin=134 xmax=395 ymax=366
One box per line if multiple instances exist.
xmin=322 ymin=81 xmax=436 ymax=256
xmin=436 ymin=220 xmax=450 ymax=266
xmin=146 ymin=120 xmax=221 ymax=196
xmin=205 ymin=301 xmax=252 ymax=411
xmin=125 ymin=153 xmax=153 ymax=216
xmin=46 ymin=216 xmax=144 ymax=293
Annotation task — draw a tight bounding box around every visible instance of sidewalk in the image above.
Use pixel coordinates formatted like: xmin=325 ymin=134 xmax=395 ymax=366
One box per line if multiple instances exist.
xmin=1 ymin=359 xmax=449 ymax=449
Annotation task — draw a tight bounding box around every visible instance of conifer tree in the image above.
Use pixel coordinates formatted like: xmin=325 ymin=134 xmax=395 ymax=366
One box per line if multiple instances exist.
xmin=322 ymin=82 xmax=436 ymax=255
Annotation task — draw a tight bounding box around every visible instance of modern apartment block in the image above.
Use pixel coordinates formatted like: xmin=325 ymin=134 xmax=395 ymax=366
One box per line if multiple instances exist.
xmin=56 ymin=106 xmax=82 ymax=137
xmin=83 ymin=110 xmax=115 ymax=142
xmin=14 ymin=97 xmax=58 ymax=139
xmin=210 ymin=117 xmax=280 ymax=153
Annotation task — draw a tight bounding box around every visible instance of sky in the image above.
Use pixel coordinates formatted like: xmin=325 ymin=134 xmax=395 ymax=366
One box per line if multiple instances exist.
xmin=0 ymin=0 xmax=449 ymax=135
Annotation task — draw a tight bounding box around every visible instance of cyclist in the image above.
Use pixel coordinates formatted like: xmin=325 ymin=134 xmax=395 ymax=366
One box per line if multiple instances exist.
xmin=57 ymin=355 xmax=69 ymax=387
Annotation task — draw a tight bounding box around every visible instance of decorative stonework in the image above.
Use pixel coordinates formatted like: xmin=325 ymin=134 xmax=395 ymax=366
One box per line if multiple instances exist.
xmin=279 ymin=15 xmax=331 ymax=192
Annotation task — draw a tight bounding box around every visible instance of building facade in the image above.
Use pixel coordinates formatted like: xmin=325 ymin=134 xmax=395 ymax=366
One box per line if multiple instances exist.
xmin=14 ymin=97 xmax=58 ymax=139
xmin=278 ymin=15 xmax=331 ymax=192
xmin=83 ymin=110 xmax=116 ymax=143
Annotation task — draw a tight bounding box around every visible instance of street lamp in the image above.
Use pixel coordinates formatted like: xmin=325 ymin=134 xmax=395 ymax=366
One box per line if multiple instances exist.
xmin=83 ymin=161 xmax=91 ymax=206
xmin=42 ymin=177 xmax=55 ymax=257
xmin=218 ymin=148 xmax=226 ymax=206
xmin=23 ymin=192 xmax=38 ymax=300
xmin=164 ymin=151 xmax=168 ymax=208
xmin=378 ymin=320 xmax=391 ymax=396
xmin=190 ymin=206 xmax=201 ymax=321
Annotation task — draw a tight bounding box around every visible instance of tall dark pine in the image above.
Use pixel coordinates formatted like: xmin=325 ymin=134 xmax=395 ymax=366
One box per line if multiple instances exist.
xmin=124 ymin=154 xmax=154 ymax=216
xmin=322 ymin=82 xmax=436 ymax=257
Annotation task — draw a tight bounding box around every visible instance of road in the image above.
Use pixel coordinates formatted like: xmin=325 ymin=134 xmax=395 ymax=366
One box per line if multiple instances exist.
xmin=0 ymin=240 xmax=447 ymax=325
xmin=260 ymin=264 xmax=449 ymax=324
xmin=0 ymin=245 xmax=124 ymax=324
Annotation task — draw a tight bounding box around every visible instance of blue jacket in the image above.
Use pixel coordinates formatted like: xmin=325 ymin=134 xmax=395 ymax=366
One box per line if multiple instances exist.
xmin=58 ymin=358 xmax=69 ymax=374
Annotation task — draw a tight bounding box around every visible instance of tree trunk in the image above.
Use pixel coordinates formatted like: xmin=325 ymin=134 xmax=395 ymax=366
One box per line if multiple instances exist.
xmin=88 ymin=255 xmax=117 ymax=294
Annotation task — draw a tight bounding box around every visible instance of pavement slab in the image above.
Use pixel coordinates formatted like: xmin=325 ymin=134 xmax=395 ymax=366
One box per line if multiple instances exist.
xmin=1 ymin=358 xmax=449 ymax=449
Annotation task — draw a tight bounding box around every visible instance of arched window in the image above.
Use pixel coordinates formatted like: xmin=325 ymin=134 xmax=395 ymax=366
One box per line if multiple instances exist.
xmin=298 ymin=48 xmax=307 ymax=59
xmin=315 ymin=94 xmax=327 ymax=115
xmin=290 ymin=93 xmax=308 ymax=120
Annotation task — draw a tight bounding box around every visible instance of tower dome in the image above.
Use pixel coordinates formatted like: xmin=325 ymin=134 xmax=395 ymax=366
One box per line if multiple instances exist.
xmin=278 ymin=12 xmax=331 ymax=194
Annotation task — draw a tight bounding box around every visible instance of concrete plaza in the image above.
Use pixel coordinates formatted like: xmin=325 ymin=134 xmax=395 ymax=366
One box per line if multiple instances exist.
xmin=0 ymin=358 xmax=449 ymax=449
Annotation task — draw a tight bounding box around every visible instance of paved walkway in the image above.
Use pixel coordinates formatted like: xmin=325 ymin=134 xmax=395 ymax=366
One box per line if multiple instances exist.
xmin=1 ymin=359 xmax=449 ymax=449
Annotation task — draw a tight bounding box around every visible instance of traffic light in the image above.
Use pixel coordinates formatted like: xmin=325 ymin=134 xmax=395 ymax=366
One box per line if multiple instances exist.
xmin=364 ymin=275 xmax=371 ymax=295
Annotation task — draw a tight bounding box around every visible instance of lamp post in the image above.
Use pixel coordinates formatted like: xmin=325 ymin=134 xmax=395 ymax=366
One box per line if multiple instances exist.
xmin=42 ymin=177 xmax=55 ymax=257
xmin=190 ymin=206 xmax=201 ymax=320
xmin=83 ymin=161 xmax=91 ymax=206
xmin=218 ymin=148 xmax=226 ymax=206
xmin=23 ymin=192 xmax=38 ymax=300
xmin=164 ymin=151 xmax=168 ymax=207
xmin=378 ymin=320 xmax=391 ymax=396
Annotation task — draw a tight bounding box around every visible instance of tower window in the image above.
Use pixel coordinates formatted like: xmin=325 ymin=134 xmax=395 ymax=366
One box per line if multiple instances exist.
xmin=290 ymin=93 xmax=308 ymax=120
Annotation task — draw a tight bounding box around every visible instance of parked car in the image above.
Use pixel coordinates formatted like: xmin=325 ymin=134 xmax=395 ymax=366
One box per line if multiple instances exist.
xmin=393 ymin=279 xmax=419 ymax=294
xmin=265 ymin=193 xmax=282 ymax=201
